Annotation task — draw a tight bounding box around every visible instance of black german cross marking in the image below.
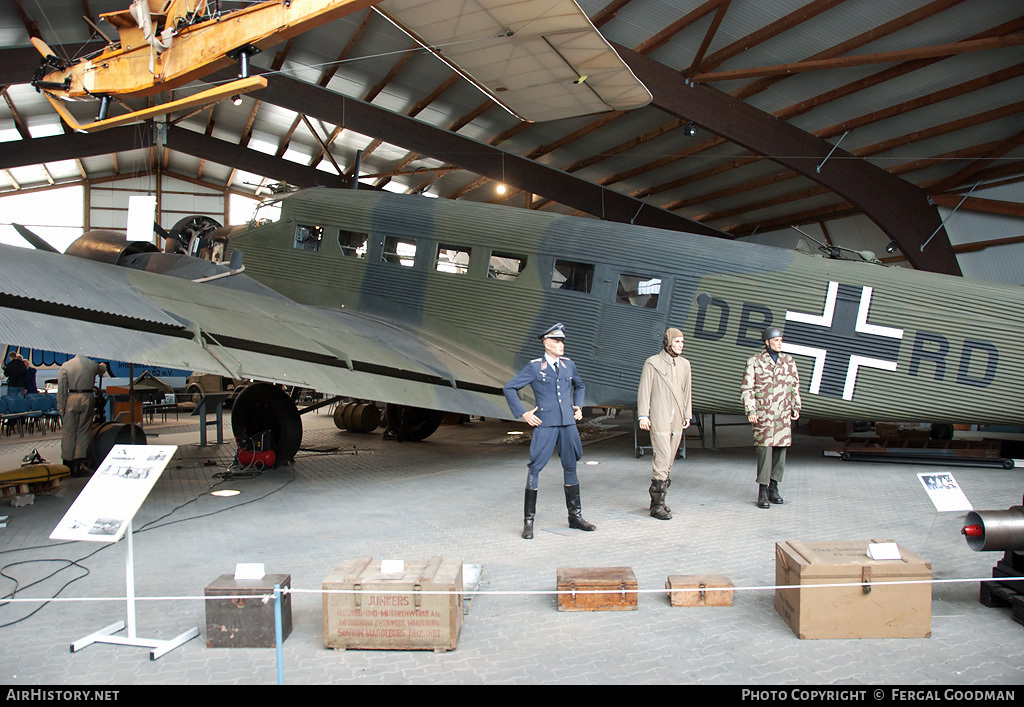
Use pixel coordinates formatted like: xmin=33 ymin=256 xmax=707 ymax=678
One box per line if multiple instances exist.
xmin=782 ymin=282 xmax=903 ymax=400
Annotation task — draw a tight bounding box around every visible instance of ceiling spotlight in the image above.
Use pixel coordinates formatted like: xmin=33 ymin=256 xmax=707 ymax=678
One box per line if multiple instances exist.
xmin=886 ymin=240 xmax=899 ymax=253
xmin=684 ymin=121 xmax=697 ymax=137
xmin=496 ymin=183 xmax=507 ymax=195
xmin=211 ymin=489 xmax=241 ymax=497
xmin=231 ymin=95 xmax=243 ymax=106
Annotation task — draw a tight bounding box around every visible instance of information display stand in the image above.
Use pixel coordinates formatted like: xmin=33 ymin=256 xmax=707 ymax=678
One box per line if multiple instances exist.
xmin=50 ymin=445 xmax=199 ymax=660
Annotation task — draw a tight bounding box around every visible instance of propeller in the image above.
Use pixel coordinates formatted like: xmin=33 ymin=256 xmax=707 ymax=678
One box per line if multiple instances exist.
xmin=12 ymin=223 xmax=60 ymax=253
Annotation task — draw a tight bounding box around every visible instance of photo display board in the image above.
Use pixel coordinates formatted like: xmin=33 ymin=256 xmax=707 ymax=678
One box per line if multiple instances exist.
xmin=50 ymin=445 xmax=177 ymax=543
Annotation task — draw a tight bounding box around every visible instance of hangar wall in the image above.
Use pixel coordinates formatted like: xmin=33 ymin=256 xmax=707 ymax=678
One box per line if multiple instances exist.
xmin=88 ymin=175 xmax=226 ymax=236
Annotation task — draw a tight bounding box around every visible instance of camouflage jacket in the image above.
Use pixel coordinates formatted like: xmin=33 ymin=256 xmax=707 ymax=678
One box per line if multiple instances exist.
xmin=740 ymin=350 xmax=802 ymax=447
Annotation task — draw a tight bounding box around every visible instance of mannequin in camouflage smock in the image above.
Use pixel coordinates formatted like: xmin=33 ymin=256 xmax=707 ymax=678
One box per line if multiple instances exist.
xmin=740 ymin=327 xmax=801 ymax=509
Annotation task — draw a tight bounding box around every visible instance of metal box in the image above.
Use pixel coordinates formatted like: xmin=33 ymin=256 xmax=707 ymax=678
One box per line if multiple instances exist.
xmin=204 ymin=573 xmax=292 ymax=648
xmin=775 ymin=540 xmax=932 ymax=639
xmin=557 ymin=567 xmax=638 ymax=612
xmin=322 ymin=556 xmax=463 ymax=651
xmin=666 ymin=574 xmax=734 ymax=607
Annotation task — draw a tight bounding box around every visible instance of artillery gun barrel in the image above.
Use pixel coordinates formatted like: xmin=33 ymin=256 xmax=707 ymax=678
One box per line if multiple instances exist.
xmin=962 ymin=499 xmax=1024 ymax=552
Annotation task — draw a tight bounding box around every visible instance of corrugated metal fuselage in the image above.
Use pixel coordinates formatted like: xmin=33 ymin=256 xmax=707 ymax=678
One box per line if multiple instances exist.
xmin=228 ymin=190 xmax=1024 ymax=425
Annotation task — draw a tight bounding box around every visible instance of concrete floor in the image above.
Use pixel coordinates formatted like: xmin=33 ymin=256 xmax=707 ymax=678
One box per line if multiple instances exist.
xmin=0 ymin=408 xmax=1021 ymax=685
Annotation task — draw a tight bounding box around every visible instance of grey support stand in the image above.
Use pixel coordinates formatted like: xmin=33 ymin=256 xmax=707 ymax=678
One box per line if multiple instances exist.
xmin=191 ymin=392 xmax=230 ymax=447
xmin=71 ymin=520 xmax=199 ymax=660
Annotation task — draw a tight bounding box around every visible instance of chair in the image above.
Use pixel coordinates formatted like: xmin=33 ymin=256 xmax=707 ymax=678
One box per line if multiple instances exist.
xmin=43 ymin=393 xmax=62 ymax=432
xmin=0 ymin=397 xmax=10 ymax=436
xmin=26 ymin=394 xmax=51 ymax=435
xmin=3 ymin=395 xmax=29 ymax=436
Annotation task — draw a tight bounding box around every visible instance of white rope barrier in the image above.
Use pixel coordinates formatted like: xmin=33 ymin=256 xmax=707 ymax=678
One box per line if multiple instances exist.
xmin=2 ymin=574 xmax=1021 ymax=604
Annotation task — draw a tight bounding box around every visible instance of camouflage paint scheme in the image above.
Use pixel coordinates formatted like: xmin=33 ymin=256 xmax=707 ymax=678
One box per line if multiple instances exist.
xmin=0 ymin=187 xmax=1022 ymax=426
xmin=740 ymin=351 xmax=802 ymax=447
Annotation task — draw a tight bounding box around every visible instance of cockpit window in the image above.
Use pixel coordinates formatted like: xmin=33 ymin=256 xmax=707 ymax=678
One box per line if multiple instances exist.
xmin=293 ymin=224 xmax=323 ymax=252
xmin=250 ymin=199 xmax=282 ymax=227
xmin=616 ymin=274 xmax=662 ymax=308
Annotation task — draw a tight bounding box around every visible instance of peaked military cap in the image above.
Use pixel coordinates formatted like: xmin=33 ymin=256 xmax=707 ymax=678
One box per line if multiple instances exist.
xmin=539 ymin=322 xmax=566 ymax=340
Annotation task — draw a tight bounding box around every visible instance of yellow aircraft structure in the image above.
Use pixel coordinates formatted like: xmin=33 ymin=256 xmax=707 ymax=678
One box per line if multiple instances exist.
xmin=29 ymin=0 xmax=651 ymax=131
xmin=30 ymin=0 xmax=378 ymax=132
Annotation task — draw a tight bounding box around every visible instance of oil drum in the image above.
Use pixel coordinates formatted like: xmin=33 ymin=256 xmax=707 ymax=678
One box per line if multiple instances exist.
xmin=89 ymin=421 xmax=147 ymax=467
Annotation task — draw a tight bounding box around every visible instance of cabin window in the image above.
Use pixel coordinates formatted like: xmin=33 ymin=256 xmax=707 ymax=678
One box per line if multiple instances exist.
xmin=293 ymin=224 xmax=323 ymax=252
xmin=616 ymin=274 xmax=662 ymax=309
xmin=383 ymin=236 xmax=417 ymax=267
xmin=551 ymin=259 xmax=594 ymax=293
xmin=339 ymin=230 xmax=368 ymax=258
xmin=436 ymin=244 xmax=472 ymax=275
xmin=488 ymin=252 xmax=527 ymax=281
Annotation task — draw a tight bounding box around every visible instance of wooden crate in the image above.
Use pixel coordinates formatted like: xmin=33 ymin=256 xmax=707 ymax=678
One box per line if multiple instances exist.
xmin=666 ymin=575 xmax=734 ymax=607
xmin=557 ymin=567 xmax=638 ymax=612
xmin=323 ymin=556 xmax=463 ymax=651
xmin=205 ymin=573 xmax=292 ymax=648
xmin=775 ymin=540 xmax=932 ymax=639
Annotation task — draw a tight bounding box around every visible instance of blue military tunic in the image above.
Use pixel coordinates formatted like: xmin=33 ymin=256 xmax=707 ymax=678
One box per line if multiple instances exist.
xmin=503 ymin=356 xmax=586 ymax=489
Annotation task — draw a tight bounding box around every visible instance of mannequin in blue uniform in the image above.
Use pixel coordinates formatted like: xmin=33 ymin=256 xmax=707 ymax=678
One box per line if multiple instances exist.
xmin=503 ymin=323 xmax=596 ymax=539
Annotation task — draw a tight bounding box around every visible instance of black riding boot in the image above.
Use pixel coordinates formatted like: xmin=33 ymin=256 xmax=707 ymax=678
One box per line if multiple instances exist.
xmin=649 ymin=479 xmax=672 ymax=520
xmin=757 ymin=484 xmax=770 ymax=509
xmin=768 ymin=479 xmax=784 ymax=505
xmin=522 ymin=488 xmax=537 ymax=539
xmin=564 ymin=485 xmax=596 ymax=531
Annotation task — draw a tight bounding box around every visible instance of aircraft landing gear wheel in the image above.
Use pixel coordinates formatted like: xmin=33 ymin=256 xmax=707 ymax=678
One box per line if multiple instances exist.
xmin=384 ymin=404 xmax=442 ymax=442
xmin=230 ymin=383 xmax=303 ymax=465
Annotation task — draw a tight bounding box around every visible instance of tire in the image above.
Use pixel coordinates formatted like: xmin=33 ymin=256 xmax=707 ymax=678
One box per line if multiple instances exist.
xmin=230 ymin=383 xmax=303 ymax=465
xmin=384 ymin=404 xmax=442 ymax=442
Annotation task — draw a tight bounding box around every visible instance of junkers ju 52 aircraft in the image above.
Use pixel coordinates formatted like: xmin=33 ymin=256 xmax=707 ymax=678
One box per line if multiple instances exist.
xmin=1 ymin=187 xmax=1022 ymax=465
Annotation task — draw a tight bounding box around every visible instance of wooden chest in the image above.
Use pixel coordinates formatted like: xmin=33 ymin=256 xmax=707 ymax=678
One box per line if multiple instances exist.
xmin=322 ymin=556 xmax=463 ymax=651
xmin=204 ymin=573 xmax=292 ymax=648
xmin=666 ymin=575 xmax=734 ymax=607
xmin=557 ymin=567 xmax=638 ymax=612
xmin=775 ymin=540 xmax=932 ymax=639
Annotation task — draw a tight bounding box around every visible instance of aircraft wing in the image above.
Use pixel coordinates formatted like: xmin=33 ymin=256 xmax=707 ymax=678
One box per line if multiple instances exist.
xmin=0 ymin=244 xmax=515 ymax=419
xmin=374 ymin=0 xmax=652 ymax=122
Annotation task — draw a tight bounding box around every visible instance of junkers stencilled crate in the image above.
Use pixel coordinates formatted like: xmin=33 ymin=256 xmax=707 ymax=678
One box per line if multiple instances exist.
xmin=204 ymin=574 xmax=292 ymax=648
xmin=666 ymin=575 xmax=734 ymax=607
xmin=322 ymin=556 xmax=463 ymax=651
xmin=557 ymin=567 xmax=638 ymax=612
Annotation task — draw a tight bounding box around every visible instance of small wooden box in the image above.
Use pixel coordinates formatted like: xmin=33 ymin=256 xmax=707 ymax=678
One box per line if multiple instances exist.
xmin=775 ymin=540 xmax=932 ymax=639
xmin=323 ymin=556 xmax=463 ymax=651
xmin=666 ymin=575 xmax=734 ymax=607
xmin=557 ymin=567 xmax=638 ymax=612
xmin=205 ymin=573 xmax=292 ymax=648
